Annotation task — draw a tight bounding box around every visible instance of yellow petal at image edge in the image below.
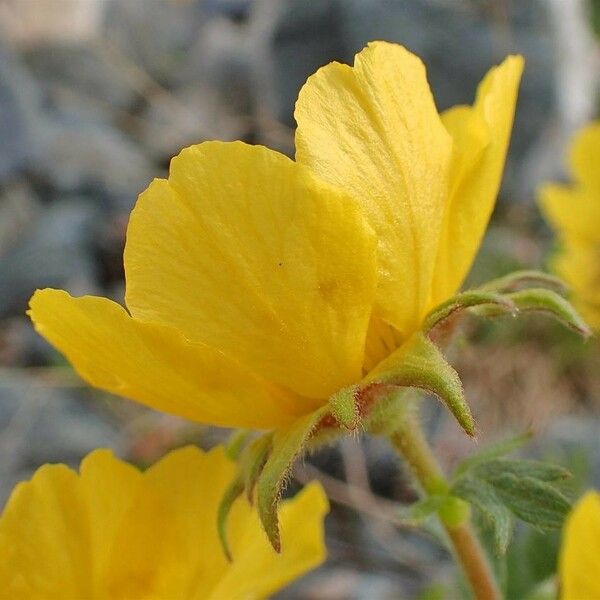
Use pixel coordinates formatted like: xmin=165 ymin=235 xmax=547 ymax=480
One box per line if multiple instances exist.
xmin=560 ymin=491 xmax=600 ymax=599
xmin=0 ymin=446 xmax=329 ymax=600
xmin=431 ymin=54 xmax=524 ymax=305
xmin=568 ymin=120 xmax=600 ymax=191
xmin=0 ymin=464 xmax=92 ymax=597
xmin=125 ymin=140 xmax=377 ymax=399
xmin=28 ymin=289 xmax=317 ymax=430
xmin=539 ymin=184 xmax=600 ymax=243
xmin=295 ymin=41 xmax=452 ymax=338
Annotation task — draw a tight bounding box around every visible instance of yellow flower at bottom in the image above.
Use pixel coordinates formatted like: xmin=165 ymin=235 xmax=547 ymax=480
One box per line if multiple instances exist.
xmin=559 ymin=491 xmax=600 ymax=599
xmin=0 ymin=446 xmax=328 ymax=599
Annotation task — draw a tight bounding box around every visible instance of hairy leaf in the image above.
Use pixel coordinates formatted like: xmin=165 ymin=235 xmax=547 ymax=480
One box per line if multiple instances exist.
xmin=453 ymin=432 xmax=532 ymax=477
xmin=453 ymin=476 xmax=514 ymax=554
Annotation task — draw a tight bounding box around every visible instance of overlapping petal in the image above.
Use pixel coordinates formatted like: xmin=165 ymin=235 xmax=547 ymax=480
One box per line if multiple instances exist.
xmin=559 ymin=491 xmax=600 ymax=599
xmin=29 ymin=289 xmax=315 ymax=430
xmin=430 ymin=55 xmax=524 ymax=305
xmin=124 ymin=141 xmax=377 ymax=399
xmin=0 ymin=446 xmax=328 ymax=599
xmin=295 ymin=41 xmax=453 ymax=338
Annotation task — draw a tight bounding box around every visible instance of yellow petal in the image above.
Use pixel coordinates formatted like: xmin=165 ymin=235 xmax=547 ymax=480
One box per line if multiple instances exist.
xmin=210 ymin=481 xmax=328 ymax=600
xmin=0 ymin=464 xmax=91 ymax=599
xmin=143 ymin=446 xmax=328 ymax=600
xmin=29 ymin=288 xmax=314 ymax=430
xmin=0 ymin=447 xmax=328 ymax=599
xmin=538 ymin=122 xmax=600 ymax=332
xmin=295 ymin=41 xmax=453 ymax=338
xmin=77 ymin=450 xmax=155 ymax=599
xmin=560 ymin=491 xmax=600 ymax=599
xmin=539 ymin=183 xmax=600 ymax=243
xmin=142 ymin=446 xmax=236 ymax=598
xmin=569 ymin=120 xmax=600 ymax=190
xmin=431 ymin=55 xmax=523 ymax=305
xmin=124 ymin=141 xmax=377 ymax=399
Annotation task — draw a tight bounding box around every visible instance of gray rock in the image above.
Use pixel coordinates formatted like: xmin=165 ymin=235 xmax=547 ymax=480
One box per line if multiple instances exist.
xmin=34 ymin=122 xmax=155 ymax=212
xmin=24 ymin=43 xmax=136 ymax=113
xmin=0 ymin=45 xmax=44 ymax=182
xmin=102 ymin=0 xmax=206 ymax=84
xmin=0 ymin=199 xmax=99 ymax=318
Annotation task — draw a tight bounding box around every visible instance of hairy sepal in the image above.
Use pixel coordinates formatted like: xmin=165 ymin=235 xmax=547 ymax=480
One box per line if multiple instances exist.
xmin=478 ymin=269 xmax=568 ymax=295
xmin=363 ymin=333 xmax=474 ymax=436
xmin=423 ymin=290 xmax=516 ymax=333
xmin=506 ymin=288 xmax=591 ymax=338
xmin=256 ymin=407 xmax=329 ymax=551
xmin=218 ymin=432 xmax=273 ymax=559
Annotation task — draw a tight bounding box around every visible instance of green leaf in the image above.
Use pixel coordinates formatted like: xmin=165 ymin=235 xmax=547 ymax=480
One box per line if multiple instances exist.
xmin=477 ymin=270 xmax=568 ymax=295
xmin=423 ymin=290 xmax=516 ymax=332
xmin=473 ymin=458 xmax=571 ymax=485
xmin=451 ymin=456 xmax=572 ymax=554
xmin=453 ymin=432 xmax=532 ymax=477
xmin=452 ymin=476 xmax=514 ymax=554
xmin=362 ymin=333 xmax=474 ymax=436
xmin=256 ymin=407 xmax=328 ymax=551
xmin=485 ymin=473 xmax=571 ymax=530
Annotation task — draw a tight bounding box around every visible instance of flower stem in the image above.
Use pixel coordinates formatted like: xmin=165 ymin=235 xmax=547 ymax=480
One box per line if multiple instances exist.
xmin=390 ymin=414 xmax=501 ymax=600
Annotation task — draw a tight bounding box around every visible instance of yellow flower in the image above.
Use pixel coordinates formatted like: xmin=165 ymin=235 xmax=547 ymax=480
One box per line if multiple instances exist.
xmin=559 ymin=491 xmax=600 ymax=599
xmin=539 ymin=122 xmax=600 ymax=331
xmin=0 ymin=445 xmax=328 ymax=599
xmin=28 ymin=42 xmax=522 ymax=431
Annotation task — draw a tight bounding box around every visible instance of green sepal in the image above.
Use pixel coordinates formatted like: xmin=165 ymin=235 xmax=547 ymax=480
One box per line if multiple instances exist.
xmin=241 ymin=433 xmax=274 ymax=502
xmin=256 ymin=407 xmax=328 ymax=552
xmin=363 ymin=333 xmax=474 ymax=436
xmin=423 ymin=290 xmax=516 ymax=332
xmin=217 ymin=474 xmax=244 ymax=561
xmin=472 ymin=288 xmax=591 ymax=338
xmin=217 ymin=432 xmax=273 ymax=559
xmin=363 ymin=388 xmax=417 ymax=437
xmin=328 ymin=385 xmax=360 ymax=430
xmin=508 ymin=288 xmax=591 ymax=337
xmin=477 ymin=270 xmax=568 ymax=294
xmin=224 ymin=429 xmax=252 ymax=460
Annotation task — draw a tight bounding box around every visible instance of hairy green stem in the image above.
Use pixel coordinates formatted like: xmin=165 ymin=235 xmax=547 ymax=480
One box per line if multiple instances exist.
xmin=390 ymin=414 xmax=501 ymax=600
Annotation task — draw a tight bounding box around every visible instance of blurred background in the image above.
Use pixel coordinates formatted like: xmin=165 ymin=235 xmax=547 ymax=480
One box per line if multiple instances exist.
xmin=1 ymin=0 xmax=599 ymax=598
